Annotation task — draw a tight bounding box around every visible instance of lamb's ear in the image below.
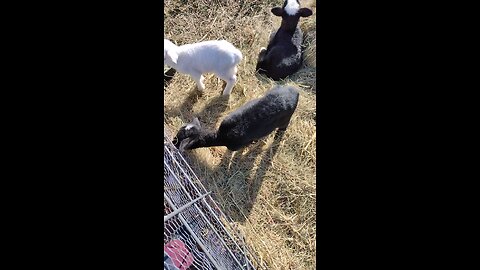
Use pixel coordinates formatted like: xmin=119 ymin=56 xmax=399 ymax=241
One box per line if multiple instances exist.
xmin=179 ymin=137 xmax=195 ymax=151
xmin=192 ymin=117 xmax=201 ymax=127
xmin=185 ymin=117 xmax=201 ymax=131
xmin=271 ymin=7 xmax=283 ymax=16
xmin=166 ymin=49 xmax=178 ymax=65
xmin=298 ymin=8 xmax=313 ymax=17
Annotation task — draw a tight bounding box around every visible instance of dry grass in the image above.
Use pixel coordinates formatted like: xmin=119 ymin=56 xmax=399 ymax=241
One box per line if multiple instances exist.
xmin=164 ymin=0 xmax=316 ymax=269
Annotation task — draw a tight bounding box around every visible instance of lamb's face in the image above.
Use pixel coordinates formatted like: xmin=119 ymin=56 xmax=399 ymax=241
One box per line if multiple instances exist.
xmin=283 ymin=0 xmax=300 ymax=16
xmin=271 ymin=0 xmax=313 ymax=30
xmin=173 ymin=118 xmax=202 ymax=150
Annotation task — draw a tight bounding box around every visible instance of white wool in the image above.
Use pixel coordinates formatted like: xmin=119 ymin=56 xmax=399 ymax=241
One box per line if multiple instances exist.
xmin=164 ymin=39 xmax=242 ymax=96
xmin=284 ymin=0 xmax=300 ymax=16
xmin=165 ymin=40 xmax=241 ymax=74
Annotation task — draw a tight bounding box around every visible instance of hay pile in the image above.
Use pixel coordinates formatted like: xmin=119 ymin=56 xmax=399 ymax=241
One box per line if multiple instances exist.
xmin=164 ymin=0 xmax=316 ymax=269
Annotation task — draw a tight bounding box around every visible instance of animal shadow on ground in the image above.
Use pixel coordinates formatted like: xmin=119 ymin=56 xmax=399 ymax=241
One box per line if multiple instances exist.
xmin=164 ymin=87 xmax=230 ymax=131
xmin=163 ymin=87 xmax=202 ymax=123
xmin=237 ymin=130 xmax=285 ymax=222
xmin=195 ymin=94 xmax=229 ymax=129
xmin=192 ymin=130 xmax=286 ymax=223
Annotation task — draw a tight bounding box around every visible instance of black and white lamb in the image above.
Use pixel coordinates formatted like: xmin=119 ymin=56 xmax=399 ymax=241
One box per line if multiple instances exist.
xmin=256 ymin=0 xmax=313 ymax=81
xmin=173 ymin=85 xmax=300 ymax=151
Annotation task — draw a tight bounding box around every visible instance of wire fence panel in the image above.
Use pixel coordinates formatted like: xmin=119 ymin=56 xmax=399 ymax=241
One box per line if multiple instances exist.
xmin=164 ymin=127 xmax=265 ymax=270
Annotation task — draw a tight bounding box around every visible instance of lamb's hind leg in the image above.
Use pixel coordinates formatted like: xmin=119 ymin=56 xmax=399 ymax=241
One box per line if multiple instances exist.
xmin=278 ymin=116 xmax=293 ymax=131
xmin=223 ymin=75 xmax=236 ymax=96
xmin=218 ymin=67 xmax=237 ymax=96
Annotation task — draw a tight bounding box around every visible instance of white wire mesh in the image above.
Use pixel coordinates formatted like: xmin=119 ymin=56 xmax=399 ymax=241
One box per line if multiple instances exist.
xmin=164 ymin=127 xmax=265 ymax=270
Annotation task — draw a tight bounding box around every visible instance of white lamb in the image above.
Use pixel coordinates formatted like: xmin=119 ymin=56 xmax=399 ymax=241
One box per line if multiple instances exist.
xmin=164 ymin=39 xmax=243 ymax=96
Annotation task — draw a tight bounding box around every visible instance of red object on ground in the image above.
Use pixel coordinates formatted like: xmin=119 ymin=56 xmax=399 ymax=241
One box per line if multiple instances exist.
xmin=164 ymin=239 xmax=194 ymax=270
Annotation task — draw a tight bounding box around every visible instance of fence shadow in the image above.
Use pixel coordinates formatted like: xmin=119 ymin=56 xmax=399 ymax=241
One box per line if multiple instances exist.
xmin=231 ymin=130 xmax=285 ymax=222
xmin=188 ymin=130 xmax=286 ymax=223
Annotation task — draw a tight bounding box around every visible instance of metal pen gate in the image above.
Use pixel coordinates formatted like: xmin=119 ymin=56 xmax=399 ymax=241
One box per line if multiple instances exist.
xmin=164 ymin=127 xmax=265 ymax=270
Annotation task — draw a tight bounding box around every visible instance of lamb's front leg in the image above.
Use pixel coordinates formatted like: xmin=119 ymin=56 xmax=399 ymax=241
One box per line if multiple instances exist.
xmin=190 ymin=72 xmax=205 ymax=92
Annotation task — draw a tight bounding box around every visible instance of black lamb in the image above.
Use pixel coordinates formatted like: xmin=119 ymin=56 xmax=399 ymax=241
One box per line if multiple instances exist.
xmin=174 ymin=85 xmax=300 ymax=151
